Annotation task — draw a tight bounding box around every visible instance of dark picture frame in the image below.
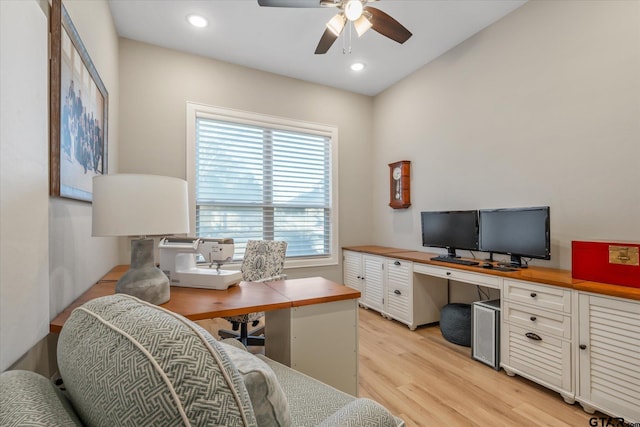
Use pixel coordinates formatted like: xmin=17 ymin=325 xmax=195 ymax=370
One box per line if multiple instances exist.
xmin=50 ymin=0 xmax=108 ymax=202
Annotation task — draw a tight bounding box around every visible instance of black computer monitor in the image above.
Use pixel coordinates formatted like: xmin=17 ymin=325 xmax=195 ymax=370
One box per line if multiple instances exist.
xmin=421 ymin=210 xmax=479 ymax=258
xmin=479 ymin=206 xmax=550 ymax=268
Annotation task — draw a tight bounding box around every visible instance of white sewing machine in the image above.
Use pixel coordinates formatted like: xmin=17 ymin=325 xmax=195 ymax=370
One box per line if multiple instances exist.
xmin=158 ymin=237 xmax=242 ymax=290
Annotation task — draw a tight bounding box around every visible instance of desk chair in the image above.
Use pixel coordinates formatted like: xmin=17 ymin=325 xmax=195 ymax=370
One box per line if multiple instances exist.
xmin=218 ymin=240 xmax=287 ymax=346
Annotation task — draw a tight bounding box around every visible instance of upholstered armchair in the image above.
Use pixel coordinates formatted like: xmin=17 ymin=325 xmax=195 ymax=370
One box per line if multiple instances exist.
xmin=219 ymin=240 xmax=288 ymax=346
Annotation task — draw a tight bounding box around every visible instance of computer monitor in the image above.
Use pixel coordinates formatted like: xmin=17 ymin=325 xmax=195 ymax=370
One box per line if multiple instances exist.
xmin=421 ymin=210 xmax=479 ymax=258
xmin=478 ymin=206 xmax=550 ymax=268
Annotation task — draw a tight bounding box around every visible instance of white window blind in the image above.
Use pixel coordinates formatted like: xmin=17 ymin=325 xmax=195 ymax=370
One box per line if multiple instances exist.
xmin=193 ymin=113 xmax=335 ymax=262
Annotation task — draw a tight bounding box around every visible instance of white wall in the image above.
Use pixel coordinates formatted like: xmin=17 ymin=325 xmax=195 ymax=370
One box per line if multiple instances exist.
xmin=0 ymin=0 xmax=120 ymax=373
xmin=49 ymin=0 xmax=120 ymax=323
xmin=0 ymin=0 xmax=50 ymax=372
xmin=372 ymin=0 xmax=640 ymax=271
xmin=118 ymin=39 xmax=375 ymax=282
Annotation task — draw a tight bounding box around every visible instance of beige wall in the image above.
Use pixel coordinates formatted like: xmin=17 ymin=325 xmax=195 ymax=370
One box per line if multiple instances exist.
xmin=372 ymin=0 xmax=640 ymax=272
xmin=0 ymin=0 xmax=49 ymax=372
xmin=118 ymin=38 xmax=375 ymax=282
xmin=0 ymin=0 xmax=120 ymax=373
xmin=49 ymin=0 xmax=121 ymax=323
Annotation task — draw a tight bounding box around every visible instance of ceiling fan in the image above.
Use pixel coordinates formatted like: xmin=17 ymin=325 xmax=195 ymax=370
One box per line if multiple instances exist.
xmin=257 ymin=0 xmax=413 ymax=54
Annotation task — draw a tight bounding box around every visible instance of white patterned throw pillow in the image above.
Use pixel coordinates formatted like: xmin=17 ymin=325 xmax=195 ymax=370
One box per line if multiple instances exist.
xmin=219 ymin=341 xmax=292 ymax=427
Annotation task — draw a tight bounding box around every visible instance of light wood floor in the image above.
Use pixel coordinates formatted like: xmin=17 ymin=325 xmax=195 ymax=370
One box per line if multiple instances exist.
xmin=199 ymin=309 xmax=598 ymax=426
xmin=357 ymin=307 xmax=597 ymax=427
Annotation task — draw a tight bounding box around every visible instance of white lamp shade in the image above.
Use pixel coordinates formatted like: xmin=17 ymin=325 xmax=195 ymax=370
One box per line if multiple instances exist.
xmin=92 ymin=174 xmax=190 ymax=237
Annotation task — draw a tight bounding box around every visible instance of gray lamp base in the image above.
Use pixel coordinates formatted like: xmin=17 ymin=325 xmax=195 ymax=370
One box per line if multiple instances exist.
xmin=116 ymin=238 xmax=170 ymax=305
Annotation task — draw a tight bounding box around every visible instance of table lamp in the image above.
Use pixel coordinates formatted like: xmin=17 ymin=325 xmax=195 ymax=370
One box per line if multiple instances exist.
xmin=92 ymin=174 xmax=190 ymax=305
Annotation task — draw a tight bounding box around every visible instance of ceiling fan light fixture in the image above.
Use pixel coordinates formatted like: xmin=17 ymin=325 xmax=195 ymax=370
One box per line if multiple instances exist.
xmin=344 ymin=0 xmax=363 ymax=21
xmin=186 ymin=14 xmax=208 ymax=28
xmin=326 ymin=13 xmax=346 ymax=36
xmin=353 ymin=14 xmax=372 ymax=37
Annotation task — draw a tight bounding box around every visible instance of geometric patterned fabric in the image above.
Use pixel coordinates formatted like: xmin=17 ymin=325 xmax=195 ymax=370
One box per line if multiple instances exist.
xmin=315 ymin=399 xmax=402 ymax=427
xmin=0 ymin=369 xmax=82 ymax=426
xmin=256 ymin=354 xmax=353 ymax=425
xmin=225 ymin=240 xmax=288 ymax=325
xmin=256 ymin=355 xmax=404 ymax=427
xmin=57 ymin=294 xmax=258 ymax=427
xmin=219 ymin=341 xmax=292 ymax=427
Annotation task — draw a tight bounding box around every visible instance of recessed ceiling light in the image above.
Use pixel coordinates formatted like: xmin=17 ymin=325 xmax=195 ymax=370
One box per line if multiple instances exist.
xmin=187 ymin=14 xmax=208 ymax=28
xmin=350 ymin=62 xmax=365 ymax=72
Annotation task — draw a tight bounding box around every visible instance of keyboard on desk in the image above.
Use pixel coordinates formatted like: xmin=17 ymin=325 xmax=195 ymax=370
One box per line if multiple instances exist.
xmin=430 ymin=256 xmax=479 ymax=266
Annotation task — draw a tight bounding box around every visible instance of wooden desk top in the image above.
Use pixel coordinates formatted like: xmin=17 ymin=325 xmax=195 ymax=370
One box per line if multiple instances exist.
xmin=266 ymin=277 xmax=361 ymax=307
xmin=343 ymin=246 xmax=640 ymax=301
xmin=50 ymin=266 xmax=359 ymax=334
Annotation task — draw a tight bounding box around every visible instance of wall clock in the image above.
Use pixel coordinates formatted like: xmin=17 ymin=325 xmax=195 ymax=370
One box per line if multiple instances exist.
xmin=388 ymin=160 xmax=411 ymax=209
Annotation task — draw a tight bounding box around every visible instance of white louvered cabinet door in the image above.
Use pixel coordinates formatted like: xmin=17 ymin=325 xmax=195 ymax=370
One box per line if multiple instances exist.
xmin=361 ymin=255 xmax=385 ymax=313
xmin=577 ymin=293 xmax=640 ymax=424
xmin=342 ymin=250 xmax=363 ymax=292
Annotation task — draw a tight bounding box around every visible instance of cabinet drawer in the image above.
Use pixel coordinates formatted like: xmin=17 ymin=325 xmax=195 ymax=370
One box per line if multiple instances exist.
xmin=414 ymin=263 xmax=501 ymax=289
xmin=504 ymin=301 xmax=571 ymax=340
xmin=504 ymin=280 xmax=571 ymax=314
xmin=387 ymin=259 xmax=412 ymax=285
xmin=386 ymin=284 xmax=410 ymax=322
xmin=504 ymin=323 xmax=572 ymax=391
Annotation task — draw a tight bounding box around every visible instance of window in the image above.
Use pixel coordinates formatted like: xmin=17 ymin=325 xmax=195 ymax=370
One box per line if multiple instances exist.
xmin=186 ymin=103 xmax=339 ymax=268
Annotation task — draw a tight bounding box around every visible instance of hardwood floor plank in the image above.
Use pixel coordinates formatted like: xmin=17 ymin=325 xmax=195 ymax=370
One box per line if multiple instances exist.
xmin=357 ymin=307 xmax=597 ymax=427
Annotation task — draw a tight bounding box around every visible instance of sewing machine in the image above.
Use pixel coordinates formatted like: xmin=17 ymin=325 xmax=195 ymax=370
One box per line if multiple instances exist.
xmin=158 ymin=237 xmax=242 ymax=290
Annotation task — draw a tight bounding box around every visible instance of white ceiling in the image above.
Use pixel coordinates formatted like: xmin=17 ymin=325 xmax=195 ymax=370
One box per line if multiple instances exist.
xmin=108 ymin=0 xmax=527 ymax=96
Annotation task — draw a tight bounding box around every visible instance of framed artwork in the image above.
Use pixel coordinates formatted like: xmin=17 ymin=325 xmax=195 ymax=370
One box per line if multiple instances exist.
xmin=50 ymin=0 xmax=108 ymax=202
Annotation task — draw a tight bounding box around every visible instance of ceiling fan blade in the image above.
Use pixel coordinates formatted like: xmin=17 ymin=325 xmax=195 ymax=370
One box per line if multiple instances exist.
xmin=257 ymin=0 xmax=323 ymax=7
xmin=364 ymin=6 xmax=412 ymax=44
xmin=315 ymin=26 xmax=340 ymax=54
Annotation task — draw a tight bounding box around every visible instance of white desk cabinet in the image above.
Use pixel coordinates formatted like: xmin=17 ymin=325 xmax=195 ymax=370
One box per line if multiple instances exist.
xmin=385 ymin=258 xmax=412 ymax=324
xmin=577 ymin=293 xmax=640 ymax=424
xmin=343 ymin=250 xmax=386 ymax=312
xmin=343 ymin=245 xmax=640 ymax=422
xmin=386 ymin=258 xmax=445 ymax=330
xmin=343 ymin=250 xmax=446 ymax=330
xmin=266 ymin=299 xmax=359 ymax=396
xmin=343 ymin=251 xmax=385 ymax=312
xmin=501 ymin=279 xmax=575 ymax=404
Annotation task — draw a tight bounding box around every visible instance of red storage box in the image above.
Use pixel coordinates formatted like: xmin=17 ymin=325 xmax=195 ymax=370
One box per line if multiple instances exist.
xmin=572 ymin=241 xmax=640 ymax=288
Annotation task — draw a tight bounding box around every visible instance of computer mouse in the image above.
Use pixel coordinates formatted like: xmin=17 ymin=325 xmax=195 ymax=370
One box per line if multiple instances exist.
xmin=482 ymin=263 xmax=493 ymax=269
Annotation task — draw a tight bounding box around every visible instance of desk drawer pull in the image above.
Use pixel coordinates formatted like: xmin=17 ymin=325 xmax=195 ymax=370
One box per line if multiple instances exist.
xmin=394 ymin=261 xmax=401 ymax=266
xmin=530 ymin=316 xmax=537 ymax=322
xmin=525 ymin=332 xmax=542 ymax=341
xmin=446 ymin=272 xmax=452 ymax=276
xmin=394 ymin=289 xmax=402 ymax=295
xmin=530 ymin=292 xmax=537 ymax=298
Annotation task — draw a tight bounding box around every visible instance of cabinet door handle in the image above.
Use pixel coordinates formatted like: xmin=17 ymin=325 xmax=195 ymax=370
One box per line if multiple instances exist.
xmin=525 ymin=332 xmax=542 ymax=341
xmin=394 ymin=261 xmax=401 ymax=266
xmin=356 ymin=275 xmax=361 ymax=279
xmin=530 ymin=316 xmax=537 ymax=322
xmin=394 ymin=289 xmax=401 ymax=295
xmin=579 ymin=344 xmax=587 ymax=350
xmin=530 ymin=292 xmax=537 ymax=298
